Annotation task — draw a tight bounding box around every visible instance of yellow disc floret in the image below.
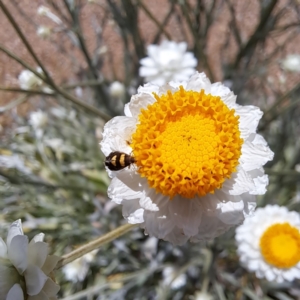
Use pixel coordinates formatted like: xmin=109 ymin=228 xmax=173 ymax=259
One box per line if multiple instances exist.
xmin=260 ymin=223 xmax=300 ymax=268
xmin=131 ymin=86 xmax=243 ymax=199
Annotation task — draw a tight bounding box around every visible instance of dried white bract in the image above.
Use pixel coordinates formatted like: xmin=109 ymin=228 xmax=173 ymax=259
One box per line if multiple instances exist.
xmin=0 ymin=220 xmax=60 ymax=300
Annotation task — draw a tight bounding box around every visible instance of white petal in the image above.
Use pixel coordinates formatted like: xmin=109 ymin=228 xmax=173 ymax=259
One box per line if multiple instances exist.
xmin=139 ymin=189 xmax=159 ymax=212
xmin=0 ymin=237 xmax=7 ymax=258
xmin=24 ymin=264 xmax=48 ymax=296
xmin=137 ymin=82 xmax=160 ymax=95
xmin=0 ymin=264 xmax=20 ymax=300
xmin=143 ymin=196 xmax=176 ymax=240
xmin=158 ymin=83 xmax=178 ymax=95
xmin=223 ymin=168 xmax=256 ymax=196
xmin=125 ymin=93 xmax=156 ymax=118
xmin=235 ymin=105 xmax=263 ymax=139
xmin=147 ymin=44 xmax=159 ymax=58
xmin=122 ymin=199 xmax=144 ymax=223
xmin=30 ymin=233 xmax=44 ymax=243
xmin=117 ymin=169 xmax=148 ymax=191
xmin=247 ymin=259 xmax=261 ymax=271
xmin=252 ymin=133 xmax=269 ymax=146
xmin=181 ymin=53 xmax=197 ymax=67
xmin=169 ymin=196 xmax=202 ymax=236
xmin=240 ymin=137 xmax=274 ymax=171
xmin=127 ymin=208 xmax=144 ymax=224
xmin=162 ymin=226 xmax=189 ymax=245
xmin=41 ymin=278 xmax=60 ymax=297
xmin=169 ymin=80 xmax=187 ymax=89
xmin=108 ymin=173 xmax=144 ymax=204
xmin=177 ymin=41 xmax=187 ymax=52
xmin=282 ymin=268 xmax=299 ymax=281
xmin=27 ymin=290 xmax=47 ymax=300
xmin=217 ymin=200 xmax=245 ymax=225
xmin=6 ymin=284 xmax=24 ymax=300
xmin=265 ymin=268 xmax=276 ymax=282
xmin=41 ymin=255 xmax=60 ymax=275
xmin=8 ymin=235 xmax=28 ymax=274
xmin=139 ymin=66 xmax=159 ymax=77
xmin=185 ymin=72 xmax=211 ymax=93
xmin=139 ymin=57 xmax=155 ymax=68
xmin=250 ymin=175 xmax=269 ymax=195
xmin=100 ymin=116 xmax=136 ymax=156
xmin=173 ymin=69 xmax=197 ymax=82
xmin=210 ymin=82 xmax=236 ymax=107
xmin=193 ymin=217 xmax=230 ymax=242
xmin=28 ymin=241 xmax=48 ymax=268
xmin=7 ymin=220 xmax=23 ymax=248
xmin=240 ymin=193 xmax=256 ymax=217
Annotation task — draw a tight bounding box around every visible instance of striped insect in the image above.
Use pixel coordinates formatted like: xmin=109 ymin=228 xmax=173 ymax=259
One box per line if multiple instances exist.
xmin=105 ymin=151 xmax=136 ymax=171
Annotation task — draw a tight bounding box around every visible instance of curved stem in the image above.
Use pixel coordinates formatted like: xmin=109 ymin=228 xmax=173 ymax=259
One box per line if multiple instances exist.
xmin=55 ymin=223 xmax=137 ymax=269
xmin=0 ymin=0 xmax=54 ymax=86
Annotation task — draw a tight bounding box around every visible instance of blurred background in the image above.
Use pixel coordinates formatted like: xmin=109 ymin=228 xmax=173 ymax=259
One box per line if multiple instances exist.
xmin=1 ymin=0 xmax=300 ymax=299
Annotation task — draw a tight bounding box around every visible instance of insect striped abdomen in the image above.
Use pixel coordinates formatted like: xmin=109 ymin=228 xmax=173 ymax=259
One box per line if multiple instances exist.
xmin=105 ymin=151 xmax=136 ymax=171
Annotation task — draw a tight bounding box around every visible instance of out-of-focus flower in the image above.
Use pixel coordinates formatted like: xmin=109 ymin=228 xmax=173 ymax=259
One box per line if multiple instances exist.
xmin=18 ymin=69 xmax=43 ymax=90
xmin=162 ymin=266 xmax=187 ymax=290
xmin=139 ymin=40 xmax=197 ymax=85
xmin=194 ymin=291 xmax=214 ymax=300
xmin=109 ymin=81 xmax=126 ymax=99
xmin=62 ymin=250 xmax=97 ymax=282
xmin=0 ymin=219 xmax=60 ymax=300
xmin=281 ymin=54 xmax=300 ymax=73
xmin=101 ymin=72 xmax=274 ymax=245
xmin=236 ymin=205 xmax=300 ymax=282
xmin=29 ymin=110 xmax=48 ymax=130
xmin=37 ymin=5 xmax=51 ymax=16
xmin=45 ymin=138 xmax=74 ymax=160
xmin=37 ymin=26 xmax=51 ymax=39
xmin=0 ymin=154 xmax=32 ymax=175
xmin=109 ymin=81 xmax=126 ymax=113
xmin=142 ymin=236 xmax=158 ymax=260
xmin=97 ymin=45 xmax=108 ymax=56
xmin=50 ymin=107 xmax=77 ymax=121
xmin=37 ymin=6 xmax=62 ymax=24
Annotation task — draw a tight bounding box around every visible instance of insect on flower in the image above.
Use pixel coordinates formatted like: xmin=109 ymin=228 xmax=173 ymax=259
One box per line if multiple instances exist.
xmin=105 ymin=151 xmax=136 ymax=171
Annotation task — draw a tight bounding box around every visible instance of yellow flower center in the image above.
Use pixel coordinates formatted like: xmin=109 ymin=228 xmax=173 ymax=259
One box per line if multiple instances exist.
xmin=260 ymin=223 xmax=300 ymax=268
xmin=131 ymin=86 xmax=243 ymax=199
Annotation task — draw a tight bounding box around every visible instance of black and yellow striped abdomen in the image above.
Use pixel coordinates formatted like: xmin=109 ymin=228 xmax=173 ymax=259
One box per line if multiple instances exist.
xmin=105 ymin=151 xmax=136 ymax=171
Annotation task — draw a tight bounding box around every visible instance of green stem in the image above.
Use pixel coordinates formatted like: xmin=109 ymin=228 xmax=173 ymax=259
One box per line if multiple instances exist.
xmin=55 ymin=223 xmax=137 ymax=269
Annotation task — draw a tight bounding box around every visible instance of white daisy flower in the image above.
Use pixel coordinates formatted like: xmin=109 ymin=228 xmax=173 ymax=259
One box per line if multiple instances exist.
xmin=236 ymin=205 xmax=300 ymax=283
xmin=0 ymin=219 xmax=60 ymax=300
xmin=101 ymin=72 xmax=274 ymax=245
xmin=281 ymin=54 xmax=300 ymax=73
xmin=139 ymin=40 xmax=197 ymax=85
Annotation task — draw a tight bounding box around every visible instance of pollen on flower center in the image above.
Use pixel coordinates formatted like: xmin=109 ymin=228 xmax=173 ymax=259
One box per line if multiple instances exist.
xmin=131 ymin=86 xmax=243 ymax=199
xmin=260 ymin=223 xmax=300 ymax=268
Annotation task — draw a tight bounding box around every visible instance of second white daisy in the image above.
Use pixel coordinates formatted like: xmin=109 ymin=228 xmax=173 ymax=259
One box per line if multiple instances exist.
xmin=139 ymin=40 xmax=197 ymax=85
xmin=236 ymin=205 xmax=300 ymax=283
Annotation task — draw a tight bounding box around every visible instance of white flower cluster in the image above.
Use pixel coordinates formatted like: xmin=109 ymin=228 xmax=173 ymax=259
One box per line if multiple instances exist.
xmin=0 ymin=220 xmax=60 ymax=300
